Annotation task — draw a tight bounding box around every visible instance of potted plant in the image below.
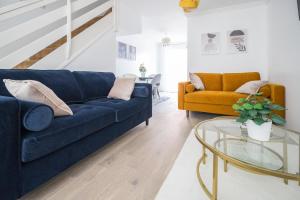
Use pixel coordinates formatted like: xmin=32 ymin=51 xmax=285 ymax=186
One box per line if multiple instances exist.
xmin=139 ymin=63 xmax=147 ymax=77
xmin=232 ymin=93 xmax=286 ymax=141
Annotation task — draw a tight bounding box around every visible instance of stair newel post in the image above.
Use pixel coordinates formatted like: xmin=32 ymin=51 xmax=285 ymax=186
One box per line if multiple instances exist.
xmin=66 ymin=0 xmax=72 ymax=60
xmin=113 ymin=0 xmax=118 ymax=32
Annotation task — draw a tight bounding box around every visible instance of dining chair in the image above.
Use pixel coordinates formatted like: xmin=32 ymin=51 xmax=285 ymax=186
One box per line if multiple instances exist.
xmin=150 ymin=74 xmax=162 ymax=99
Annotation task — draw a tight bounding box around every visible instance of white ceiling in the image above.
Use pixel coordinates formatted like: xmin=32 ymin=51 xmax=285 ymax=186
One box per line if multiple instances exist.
xmin=124 ymin=0 xmax=268 ymax=43
xmin=137 ymin=0 xmax=267 ymax=18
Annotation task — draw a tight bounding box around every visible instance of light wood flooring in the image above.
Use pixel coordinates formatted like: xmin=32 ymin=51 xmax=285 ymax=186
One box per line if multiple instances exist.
xmin=21 ymin=93 xmax=216 ymax=200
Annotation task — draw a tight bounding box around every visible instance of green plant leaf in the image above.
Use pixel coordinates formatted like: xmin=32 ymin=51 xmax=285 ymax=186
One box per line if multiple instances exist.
xmin=253 ymin=118 xmax=266 ymax=125
xmin=253 ymin=103 xmax=263 ymax=110
xmin=258 ymin=109 xmax=271 ymax=115
xmin=237 ymin=117 xmax=248 ymax=124
xmin=271 ymin=104 xmax=285 ymax=111
xmin=271 ymin=114 xmax=286 ymax=125
xmin=232 ymin=104 xmax=241 ymax=110
xmin=248 ymin=110 xmax=257 ymax=117
xmin=237 ymin=98 xmax=246 ymax=104
xmin=243 ymin=103 xmax=253 ymax=110
xmin=254 ymin=92 xmax=263 ymax=96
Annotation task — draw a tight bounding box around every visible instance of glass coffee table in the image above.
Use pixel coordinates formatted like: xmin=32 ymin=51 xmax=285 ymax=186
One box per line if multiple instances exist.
xmin=195 ymin=117 xmax=300 ymax=200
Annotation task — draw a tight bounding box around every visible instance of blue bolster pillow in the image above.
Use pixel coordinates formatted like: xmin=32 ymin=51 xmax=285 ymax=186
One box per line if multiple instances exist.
xmin=20 ymin=101 xmax=54 ymax=132
xmin=132 ymin=86 xmax=149 ymax=98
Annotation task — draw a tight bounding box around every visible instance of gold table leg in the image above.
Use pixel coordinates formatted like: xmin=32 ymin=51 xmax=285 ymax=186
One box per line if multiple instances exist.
xmin=212 ymin=154 xmax=218 ymax=200
xmin=224 ymin=160 xmax=228 ymax=173
xmin=203 ymin=146 xmax=206 ymax=165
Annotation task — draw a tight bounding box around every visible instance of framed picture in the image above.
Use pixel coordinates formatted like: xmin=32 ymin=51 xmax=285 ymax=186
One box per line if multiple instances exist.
xmin=118 ymin=42 xmax=127 ymax=59
xmin=128 ymin=45 xmax=136 ymax=60
xmin=227 ymin=29 xmax=248 ymax=54
xmin=201 ymin=32 xmax=221 ymax=55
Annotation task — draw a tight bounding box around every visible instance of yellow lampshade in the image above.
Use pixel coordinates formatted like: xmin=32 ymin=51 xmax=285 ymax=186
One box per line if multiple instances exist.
xmin=179 ymin=0 xmax=199 ymax=12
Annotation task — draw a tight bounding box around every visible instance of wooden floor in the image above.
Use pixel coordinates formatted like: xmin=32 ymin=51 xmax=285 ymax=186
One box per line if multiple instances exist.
xmin=21 ymin=93 xmax=215 ymax=200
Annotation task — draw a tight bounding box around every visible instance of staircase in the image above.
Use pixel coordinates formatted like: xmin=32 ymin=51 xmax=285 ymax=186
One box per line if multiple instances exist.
xmin=0 ymin=0 xmax=117 ymax=69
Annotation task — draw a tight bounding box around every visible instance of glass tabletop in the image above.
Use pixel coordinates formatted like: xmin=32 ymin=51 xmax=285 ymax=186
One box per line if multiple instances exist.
xmin=195 ymin=117 xmax=300 ymax=175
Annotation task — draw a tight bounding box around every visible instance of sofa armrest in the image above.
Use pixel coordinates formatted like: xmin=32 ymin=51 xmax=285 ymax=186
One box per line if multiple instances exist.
xmin=268 ymin=83 xmax=285 ymax=118
xmin=134 ymin=83 xmax=152 ymax=119
xmin=132 ymin=86 xmax=150 ymax=98
xmin=0 ymin=96 xmax=21 ymax=200
xmin=178 ymin=81 xmax=190 ymax=110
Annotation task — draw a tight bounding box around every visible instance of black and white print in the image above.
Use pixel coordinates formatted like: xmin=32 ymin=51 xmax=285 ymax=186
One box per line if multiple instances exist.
xmin=227 ymin=29 xmax=248 ymax=54
xmin=201 ymin=32 xmax=220 ymax=55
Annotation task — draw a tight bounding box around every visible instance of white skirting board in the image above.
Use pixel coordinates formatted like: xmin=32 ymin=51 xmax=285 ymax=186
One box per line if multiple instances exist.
xmin=155 ymin=129 xmax=300 ymax=200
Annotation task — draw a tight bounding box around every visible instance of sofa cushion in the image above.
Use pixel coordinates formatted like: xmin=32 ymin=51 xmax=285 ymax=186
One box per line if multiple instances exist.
xmin=0 ymin=69 xmax=83 ymax=103
xmin=72 ymin=71 xmax=115 ymax=101
xmin=184 ymin=91 xmax=248 ymax=106
xmin=21 ymin=104 xmax=115 ymax=162
xmin=223 ymin=72 xmax=261 ymax=91
xmin=195 ymin=73 xmax=223 ymax=91
xmin=4 ymin=79 xmax=73 ymax=116
xmin=20 ymin=101 xmax=54 ymax=132
xmin=108 ymin=77 xmax=135 ymax=101
xmin=185 ymin=84 xmax=196 ymax=93
xmin=86 ymin=98 xmax=148 ymax=122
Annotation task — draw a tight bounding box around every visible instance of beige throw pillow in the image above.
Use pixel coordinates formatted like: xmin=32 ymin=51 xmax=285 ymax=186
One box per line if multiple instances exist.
xmin=4 ymin=79 xmax=73 ymax=116
xmin=108 ymin=77 xmax=135 ymax=101
xmin=189 ymin=73 xmax=205 ymax=90
xmin=235 ymin=80 xmax=268 ymax=95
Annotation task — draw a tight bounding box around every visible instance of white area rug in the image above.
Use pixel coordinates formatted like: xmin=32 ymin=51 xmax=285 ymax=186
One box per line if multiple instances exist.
xmin=155 ymin=129 xmax=300 ymax=200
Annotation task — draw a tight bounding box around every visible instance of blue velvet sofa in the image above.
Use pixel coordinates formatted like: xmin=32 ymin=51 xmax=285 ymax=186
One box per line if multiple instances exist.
xmin=0 ymin=69 xmax=152 ymax=200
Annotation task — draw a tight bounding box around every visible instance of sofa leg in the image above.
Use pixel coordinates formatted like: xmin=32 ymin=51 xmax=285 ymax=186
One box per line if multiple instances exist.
xmin=186 ymin=110 xmax=190 ymax=118
xmin=146 ymin=119 xmax=149 ymax=126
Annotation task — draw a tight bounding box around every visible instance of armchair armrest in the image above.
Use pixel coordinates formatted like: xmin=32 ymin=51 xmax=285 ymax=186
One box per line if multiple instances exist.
xmin=268 ymin=83 xmax=285 ymax=118
xmin=0 ymin=96 xmax=21 ymax=200
xmin=178 ymin=81 xmax=191 ymax=110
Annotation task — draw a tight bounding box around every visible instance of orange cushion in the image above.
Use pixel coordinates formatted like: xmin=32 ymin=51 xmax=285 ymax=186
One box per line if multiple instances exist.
xmin=258 ymin=85 xmax=271 ymax=98
xmin=184 ymin=91 xmax=248 ymax=106
xmin=223 ymin=72 xmax=261 ymax=91
xmin=195 ymin=73 xmax=223 ymax=91
xmin=185 ymin=84 xmax=195 ymax=93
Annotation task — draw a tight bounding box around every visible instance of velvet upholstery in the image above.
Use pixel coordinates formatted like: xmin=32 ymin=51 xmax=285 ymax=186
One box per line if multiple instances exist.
xmin=0 ymin=70 xmax=152 ymax=200
xmin=185 ymin=84 xmax=196 ymax=93
xmin=0 ymin=69 xmax=83 ymax=103
xmin=184 ymin=91 xmax=248 ymax=106
xmin=178 ymin=72 xmax=285 ymax=117
xmin=0 ymin=96 xmax=20 ymax=200
xmin=20 ymin=100 xmax=54 ymax=132
xmin=22 ymin=104 xmax=115 ymax=162
xmin=21 ymin=110 xmax=149 ymax=195
xmin=195 ymin=73 xmax=223 ymax=91
xmin=72 ymin=71 xmax=115 ymax=101
xmin=223 ymin=72 xmax=261 ymax=91
xmin=259 ymin=85 xmax=271 ymax=98
xmin=132 ymin=86 xmax=150 ymax=98
xmin=86 ymin=98 xmax=148 ymax=122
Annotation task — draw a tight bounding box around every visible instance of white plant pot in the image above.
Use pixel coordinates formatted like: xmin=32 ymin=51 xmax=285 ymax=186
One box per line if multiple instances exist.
xmin=246 ymin=120 xmax=272 ymax=142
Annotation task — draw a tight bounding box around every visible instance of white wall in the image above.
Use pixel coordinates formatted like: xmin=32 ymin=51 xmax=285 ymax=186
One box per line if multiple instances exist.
xmin=188 ymin=3 xmax=269 ymax=80
xmin=31 ymin=13 xmax=116 ymax=72
xmin=268 ymin=0 xmax=300 ymax=131
xmin=116 ymin=35 xmax=159 ymax=77
xmin=117 ymin=0 xmax=142 ymax=36
xmin=66 ymin=29 xmax=116 ymax=72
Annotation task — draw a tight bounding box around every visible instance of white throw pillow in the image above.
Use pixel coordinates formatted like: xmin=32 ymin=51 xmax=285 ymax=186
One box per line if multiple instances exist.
xmin=4 ymin=79 xmax=73 ymax=116
xmin=189 ymin=73 xmax=205 ymax=90
xmin=235 ymin=80 xmax=268 ymax=95
xmin=108 ymin=77 xmax=135 ymax=101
